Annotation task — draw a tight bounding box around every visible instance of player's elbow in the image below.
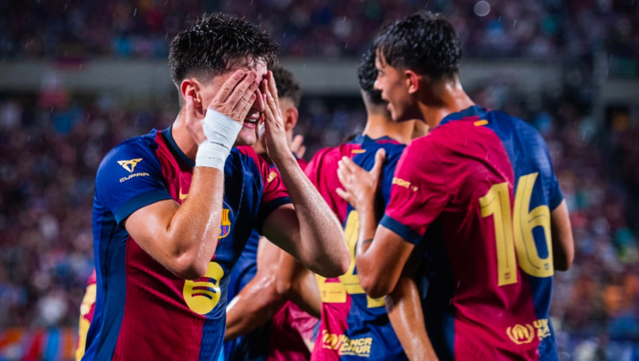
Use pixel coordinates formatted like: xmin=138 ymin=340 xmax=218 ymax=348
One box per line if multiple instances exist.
xmin=360 ymin=274 xmax=392 ymax=300
xmin=171 ymin=254 xmax=209 ymax=280
xmin=312 ymin=251 xmax=350 ymax=279
xmin=555 ymin=247 xmax=574 ymax=271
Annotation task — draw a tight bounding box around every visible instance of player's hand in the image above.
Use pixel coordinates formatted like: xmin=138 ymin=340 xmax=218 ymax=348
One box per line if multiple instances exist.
xmin=336 ymin=148 xmax=386 ymax=210
xmin=261 ymin=71 xmax=292 ymax=163
xmin=290 ymin=134 xmax=306 ymax=159
xmin=185 ymin=70 xmax=259 ymax=145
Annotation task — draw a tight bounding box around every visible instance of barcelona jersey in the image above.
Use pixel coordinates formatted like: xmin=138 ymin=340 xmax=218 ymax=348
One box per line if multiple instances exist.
xmin=305 ymin=134 xmax=408 ymax=361
xmin=225 ymin=156 xmax=318 ymax=361
xmin=381 ymin=105 xmax=563 ymax=361
xmin=83 ymin=127 xmax=291 ymax=361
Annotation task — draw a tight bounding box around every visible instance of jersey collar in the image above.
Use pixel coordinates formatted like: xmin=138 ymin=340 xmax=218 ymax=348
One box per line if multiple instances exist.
xmin=162 ymin=126 xmax=196 ymax=168
xmin=352 ymin=134 xmax=394 ymax=144
xmin=438 ymin=105 xmax=485 ymax=127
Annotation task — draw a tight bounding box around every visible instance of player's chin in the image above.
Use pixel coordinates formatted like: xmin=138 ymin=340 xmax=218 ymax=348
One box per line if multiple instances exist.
xmin=235 ymin=126 xmax=257 ymax=146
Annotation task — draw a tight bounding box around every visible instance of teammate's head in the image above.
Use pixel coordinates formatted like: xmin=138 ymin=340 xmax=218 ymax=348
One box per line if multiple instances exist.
xmin=358 ymin=49 xmax=387 ymax=115
xmin=373 ymin=11 xmax=462 ymax=122
xmin=254 ymin=66 xmax=302 ymax=154
xmin=169 ymin=13 xmax=278 ymax=146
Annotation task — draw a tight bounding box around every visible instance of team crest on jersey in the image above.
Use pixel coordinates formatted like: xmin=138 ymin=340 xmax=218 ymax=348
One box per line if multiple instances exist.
xmin=219 ymin=209 xmax=231 ymax=238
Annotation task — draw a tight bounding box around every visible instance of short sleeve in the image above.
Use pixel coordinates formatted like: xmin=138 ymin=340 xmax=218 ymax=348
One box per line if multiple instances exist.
xmin=544 ymin=145 xmax=564 ymax=211
xmin=380 ymin=139 xmax=450 ymax=244
xmin=95 ymin=141 xmax=172 ymax=226
xmin=251 ymin=154 xmax=291 ymax=230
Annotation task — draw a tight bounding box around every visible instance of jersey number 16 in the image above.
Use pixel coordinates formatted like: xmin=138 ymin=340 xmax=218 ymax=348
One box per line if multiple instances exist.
xmin=479 ymin=172 xmax=553 ymax=286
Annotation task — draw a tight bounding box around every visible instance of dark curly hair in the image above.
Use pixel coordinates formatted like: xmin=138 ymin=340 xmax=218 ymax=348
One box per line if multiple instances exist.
xmin=358 ymin=49 xmax=384 ymax=105
xmin=169 ymin=13 xmax=278 ymax=86
xmin=374 ymin=11 xmax=462 ymax=80
xmin=272 ymin=67 xmax=302 ymax=107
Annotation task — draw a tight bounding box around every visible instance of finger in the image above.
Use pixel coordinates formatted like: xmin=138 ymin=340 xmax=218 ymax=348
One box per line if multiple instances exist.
xmin=336 ymin=188 xmax=352 ymax=204
xmin=234 ymin=93 xmax=258 ymax=122
xmin=297 ymin=145 xmax=306 ymax=158
xmin=226 ymin=72 xmax=258 ymax=111
xmin=213 ymin=70 xmax=245 ymax=103
xmin=267 ymin=71 xmax=278 ymax=99
xmin=339 ymin=156 xmax=358 ymax=173
xmin=370 ymin=148 xmax=387 ymax=178
xmin=264 ymin=88 xmax=282 ymax=120
xmin=184 ymin=95 xmax=194 ymax=123
xmin=231 ymin=79 xmax=260 ymax=117
xmin=291 ymin=134 xmax=304 ymax=151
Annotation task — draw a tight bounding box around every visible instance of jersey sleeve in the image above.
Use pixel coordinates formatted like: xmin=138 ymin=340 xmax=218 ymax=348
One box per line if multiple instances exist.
xmin=380 ymin=139 xmax=450 ymax=244
xmin=544 ymin=144 xmax=564 ymax=210
xmin=95 ymin=142 xmax=172 ymax=226
xmin=252 ymin=154 xmax=292 ymax=231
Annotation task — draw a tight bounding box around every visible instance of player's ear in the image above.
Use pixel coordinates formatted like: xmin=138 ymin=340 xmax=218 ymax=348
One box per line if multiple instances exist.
xmin=180 ymin=78 xmax=204 ymax=115
xmin=405 ymin=70 xmax=420 ymax=95
xmin=283 ymin=105 xmax=299 ymax=132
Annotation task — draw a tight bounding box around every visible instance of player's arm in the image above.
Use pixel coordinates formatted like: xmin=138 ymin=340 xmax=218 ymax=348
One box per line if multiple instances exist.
xmin=386 ymin=276 xmax=439 ymax=361
xmin=275 ymin=248 xmax=322 ymax=318
xmin=551 ymin=200 xmax=574 ymax=271
xmin=337 ymin=141 xmax=448 ymax=299
xmin=260 ymin=71 xmax=350 ymax=278
xmin=125 ymin=71 xmax=261 ymax=280
xmin=225 ymin=237 xmax=286 ymax=341
xmin=224 ymin=237 xmax=321 ymax=341
xmin=336 ymin=149 xmax=413 ymax=298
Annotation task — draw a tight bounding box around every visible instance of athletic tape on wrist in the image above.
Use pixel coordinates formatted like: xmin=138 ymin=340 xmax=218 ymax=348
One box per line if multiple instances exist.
xmin=195 ymin=108 xmax=243 ymax=169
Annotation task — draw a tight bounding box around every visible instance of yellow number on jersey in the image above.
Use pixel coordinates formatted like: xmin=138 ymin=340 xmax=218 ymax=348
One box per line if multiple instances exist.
xmin=480 ymin=172 xmax=554 ymax=286
xmin=316 ymin=210 xmax=384 ymax=308
xmin=183 ymin=261 xmax=225 ymax=315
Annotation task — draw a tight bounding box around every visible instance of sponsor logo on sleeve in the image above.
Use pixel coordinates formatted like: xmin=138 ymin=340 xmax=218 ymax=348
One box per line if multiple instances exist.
xmin=117 ymin=158 xmax=143 ymax=173
xmin=392 ymin=177 xmax=419 ymax=192
xmin=267 ymin=171 xmax=277 ymax=183
xmin=179 ymin=188 xmax=188 ymax=201
xmin=118 ymin=158 xmax=150 ymax=182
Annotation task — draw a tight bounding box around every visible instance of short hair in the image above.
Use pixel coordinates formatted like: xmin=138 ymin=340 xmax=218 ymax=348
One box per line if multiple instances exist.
xmin=169 ymin=13 xmax=278 ymax=86
xmin=357 ymin=49 xmax=384 ymax=105
xmin=272 ymin=67 xmax=302 ymax=107
xmin=374 ymin=11 xmax=462 ymax=80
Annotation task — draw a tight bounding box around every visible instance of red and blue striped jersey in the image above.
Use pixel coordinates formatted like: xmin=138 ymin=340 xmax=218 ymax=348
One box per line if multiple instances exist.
xmin=83 ymin=127 xmax=290 ymax=361
xmin=305 ymin=134 xmax=408 ymax=361
xmin=381 ymin=105 xmax=563 ymax=361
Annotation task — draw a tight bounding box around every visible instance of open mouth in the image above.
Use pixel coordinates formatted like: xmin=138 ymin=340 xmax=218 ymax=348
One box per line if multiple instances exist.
xmin=243 ymin=117 xmax=258 ymax=129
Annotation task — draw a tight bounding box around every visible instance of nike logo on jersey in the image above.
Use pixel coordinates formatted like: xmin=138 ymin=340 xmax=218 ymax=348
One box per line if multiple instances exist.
xmin=117 ymin=158 xmax=143 ymax=173
xmin=179 ymin=188 xmax=188 ymax=200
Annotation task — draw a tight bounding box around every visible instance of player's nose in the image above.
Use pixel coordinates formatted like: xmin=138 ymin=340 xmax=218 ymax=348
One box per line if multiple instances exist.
xmin=374 ymin=78 xmax=383 ymax=91
xmin=251 ymin=87 xmax=265 ymax=113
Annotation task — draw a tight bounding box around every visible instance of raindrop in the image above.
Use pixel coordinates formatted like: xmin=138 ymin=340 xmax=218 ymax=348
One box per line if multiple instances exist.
xmin=133 ymin=8 xmax=137 ymax=16
xmin=27 ymin=136 xmax=31 ymax=142
xmin=78 ymin=63 xmax=83 ymax=70
xmin=513 ymin=20 xmax=517 ymax=27
xmin=343 ymin=16 xmax=346 ymax=23
xmin=605 ymin=68 xmax=609 ymax=77
xmin=474 ymin=1 xmax=490 ymax=17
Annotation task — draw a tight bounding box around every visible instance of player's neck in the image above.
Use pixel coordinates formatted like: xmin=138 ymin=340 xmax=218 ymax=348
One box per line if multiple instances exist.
xmin=362 ymin=113 xmax=413 ymax=145
xmin=172 ymin=112 xmax=198 ymax=161
xmin=419 ymin=78 xmax=475 ymax=129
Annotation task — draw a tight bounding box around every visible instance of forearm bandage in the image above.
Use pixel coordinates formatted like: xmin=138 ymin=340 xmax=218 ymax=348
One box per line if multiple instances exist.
xmin=195 ymin=109 xmax=242 ymax=170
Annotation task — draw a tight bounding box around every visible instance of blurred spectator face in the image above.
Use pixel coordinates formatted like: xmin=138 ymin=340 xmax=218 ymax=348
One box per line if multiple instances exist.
xmin=374 ymin=54 xmax=418 ymax=123
xmin=196 ymin=59 xmax=267 ymax=147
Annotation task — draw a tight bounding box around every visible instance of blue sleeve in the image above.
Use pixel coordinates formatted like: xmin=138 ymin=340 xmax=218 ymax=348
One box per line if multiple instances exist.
xmin=95 ymin=141 xmax=172 ymax=226
xmin=542 ymin=140 xmax=564 ymax=211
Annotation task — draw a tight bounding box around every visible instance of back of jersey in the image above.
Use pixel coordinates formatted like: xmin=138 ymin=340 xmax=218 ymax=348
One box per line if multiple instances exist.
xmin=306 ymin=134 xmax=408 ymax=361
xmin=482 ymin=107 xmax=563 ymax=359
xmin=381 ymin=105 xmax=563 ymax=361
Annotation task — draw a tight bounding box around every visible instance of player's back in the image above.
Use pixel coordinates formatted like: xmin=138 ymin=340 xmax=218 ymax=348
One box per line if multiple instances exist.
xmin=306 ymin=134 xmax=408 ymax=361
xmin=382 ymin=105 xmax=562 ymax=361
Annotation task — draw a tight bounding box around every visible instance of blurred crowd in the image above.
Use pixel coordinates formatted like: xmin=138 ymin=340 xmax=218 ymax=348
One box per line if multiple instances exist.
xmin=0 ymin=76 xmax=638 ymax=349
xmin=1 ymin=0 xmax=637 ymax=64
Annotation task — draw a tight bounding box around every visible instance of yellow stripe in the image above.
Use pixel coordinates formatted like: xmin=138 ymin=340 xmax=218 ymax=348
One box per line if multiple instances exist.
xmin=351 ymin=149 xmax=366 ymax=154
xmin=474 ymin=120 xmax=488 ymax=126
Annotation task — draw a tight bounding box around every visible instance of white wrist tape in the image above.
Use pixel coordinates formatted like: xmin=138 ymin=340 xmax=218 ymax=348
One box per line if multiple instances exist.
xmin=195 ymin=109 xmax=243 ymax=170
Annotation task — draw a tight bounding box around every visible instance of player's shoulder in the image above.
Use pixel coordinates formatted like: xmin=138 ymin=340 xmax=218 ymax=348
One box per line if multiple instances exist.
xmin=98 ymin=130 xmax=161 ymax=175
